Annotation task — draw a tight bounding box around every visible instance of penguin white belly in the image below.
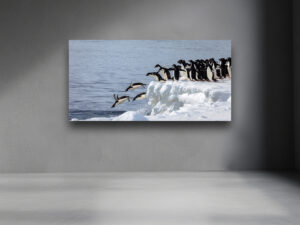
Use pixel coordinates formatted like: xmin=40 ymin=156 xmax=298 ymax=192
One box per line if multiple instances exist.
xmin=207 ymin=67 xmax=213 ymax=81
xmin=213 ymin=68 xmax=218 ymax=80
xmin=150 ymin=75 xmax=159 ymax=81
xmin=179 ymin=66 xmax=188 ymax=79
xmin=227 ymin=66 xmax=232 ymax=78
xmin=136 ymin=95 xmax=146 ymax=100
xmin=196 ymin=71 xmax=200 ymax=80
xmin=118 ymin=98 xmax=128 ymax=105
xmin=161 ymin=71 xmax=168 ymax=80
xmin=131 ymin=85 xmax=141 ymax=90
xmin=180 ymin=70 xmax=188 ymax=79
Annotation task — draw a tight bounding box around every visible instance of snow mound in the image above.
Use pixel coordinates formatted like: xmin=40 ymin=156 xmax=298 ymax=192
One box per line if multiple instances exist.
xmin=71 ymin=111 xmax=148 ymax=121
xmin=112 ymin=111 xmax=148 ymax=121
xmin=145 ymin=79 xmax=231 ymax=121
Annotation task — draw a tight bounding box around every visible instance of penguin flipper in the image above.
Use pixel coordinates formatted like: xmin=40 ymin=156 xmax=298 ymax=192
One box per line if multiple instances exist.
xmin=113 ymin=94 xmax=118 ymax=101
xmin=111 ymin=101 xmax=117 ymax=108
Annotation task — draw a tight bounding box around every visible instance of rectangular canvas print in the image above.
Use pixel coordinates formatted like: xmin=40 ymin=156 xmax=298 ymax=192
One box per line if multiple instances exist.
xmin=69 ymin=40 xmax=231 ymax=121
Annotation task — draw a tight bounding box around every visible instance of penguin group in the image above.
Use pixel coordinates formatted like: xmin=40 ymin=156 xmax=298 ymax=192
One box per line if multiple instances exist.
xmin=112 ymin=57 xmax=231 ymax=108
xmin=147 ymin=57 xmax=232 ymax=82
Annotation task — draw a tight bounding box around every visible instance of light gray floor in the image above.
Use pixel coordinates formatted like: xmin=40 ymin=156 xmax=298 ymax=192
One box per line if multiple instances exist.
xmin=0 ymin=172 xmax=299 ymax=225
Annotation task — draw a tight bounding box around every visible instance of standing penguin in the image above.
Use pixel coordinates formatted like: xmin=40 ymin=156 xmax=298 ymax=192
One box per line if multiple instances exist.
xmin=207 ymin=64 xmax=217 ymax=82
xmin=226 ymin=57 xmax=232 ymax=78
xmin=169 ymin=64 xmax=185 ymax=81
xmin=177 ymin=59 xmax=190 ymax=80
xmin=219 ymin=58 xmax=228 ymax=78
xmin=196 ymin=60 xmax=209 ymax=81
xmin=188 ymin=60 xmax=197 ymax=81
xmin=209 ymin=59 xmax=219 ymax=81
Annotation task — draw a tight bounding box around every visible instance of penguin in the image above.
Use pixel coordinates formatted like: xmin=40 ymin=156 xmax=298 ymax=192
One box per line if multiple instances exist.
xmin=195 ymin=60 xmax=204 ymax=81
xmin=209 ymin=58 xmax=222 ymax=79
xmin=219 ymin=58 xmax=228 ymax=78
xmin=227 ymin=57 xmax=232 ymax=66
xmin=199 ymin=60 xmax=209 ymax=81
xmin=207 ymin=64 xmax=217 ymax=82
xmin=188 ymin=60 xmax=197 ymax=81
xmin=216 ymin=64 xmax=223 ymax=79
xmin=186 ymin=68 xmax=192 ymax=80
xmin=177 ymin=59 xmax=190 ymax=80
xmin=154 ymin=64 xmax=172 ymax=80
xmin=209 ymin=59 xmax=219 ymax=81
xmin=111 ymin=94 xmax=130 ymax=108
xmin=133 ymin=92 xmax=147 ymax=101
xmin=170 ymin=64 xmax=185 ymax=81
xmin=146 ymin=72 xmax=165 ymax=82
xmin=226 ymin=57 xmax=232 ymax=78
xmin=125 ymin=82 xmax=146 ymax=92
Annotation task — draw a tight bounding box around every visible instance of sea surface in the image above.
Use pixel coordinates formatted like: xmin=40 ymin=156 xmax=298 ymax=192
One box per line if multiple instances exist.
xmin=69 ymin=40 xmax=231 ymax=120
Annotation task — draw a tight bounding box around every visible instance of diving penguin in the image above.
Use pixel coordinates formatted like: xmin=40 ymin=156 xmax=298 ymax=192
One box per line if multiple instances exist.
xmin=155 ymin=64 xmax=172 ymax=80
xmin=146 ymin=72 xmax=165 ymax=82
xmin=111 ymin=94 xmax=130 ymax=108
xmin=133 ymin=92 xmax=147 ymax=101
xmin=125 ymin=82 xmax=146 ymax=92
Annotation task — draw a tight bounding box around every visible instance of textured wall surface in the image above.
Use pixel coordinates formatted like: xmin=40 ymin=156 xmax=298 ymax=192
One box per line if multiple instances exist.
xmin=0 ymin=0 xmax=294 ymax=172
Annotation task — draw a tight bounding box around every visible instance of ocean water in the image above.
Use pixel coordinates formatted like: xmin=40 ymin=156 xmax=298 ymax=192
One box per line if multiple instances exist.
xmin=69 ymin=40 xmax=231 ymax=120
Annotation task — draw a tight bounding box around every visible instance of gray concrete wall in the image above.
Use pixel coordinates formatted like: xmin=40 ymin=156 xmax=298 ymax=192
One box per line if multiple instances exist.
xmin=0 ymin=0 xmax=294 ymax=172
xmin=294 ymin=0 xmax=300 ymax=170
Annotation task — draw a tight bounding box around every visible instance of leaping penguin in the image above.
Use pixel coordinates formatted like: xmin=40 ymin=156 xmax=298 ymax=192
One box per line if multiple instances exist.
xmin=155 ymin=64 xmax=172 ymax=80
xmin=146 ymin=72 xmax=165 ymax=82
xmin=133 ymin=92 xmax=147 ymax=101
xmin=111 ymin=94 xmax=130 ymax=108
xmin=125 ymin=82 xmax=146 ymax=92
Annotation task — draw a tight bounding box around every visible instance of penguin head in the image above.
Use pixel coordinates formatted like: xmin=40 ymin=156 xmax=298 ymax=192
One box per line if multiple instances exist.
xmin=154 ymin=64 xmax=161 ymax=68
xmin=146 ymin=72 xmax=153 ymax=76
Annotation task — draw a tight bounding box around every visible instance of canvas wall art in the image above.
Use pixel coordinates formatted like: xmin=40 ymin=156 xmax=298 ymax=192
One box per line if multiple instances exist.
xmin=69 ymin=40 xmax=231 ymax=121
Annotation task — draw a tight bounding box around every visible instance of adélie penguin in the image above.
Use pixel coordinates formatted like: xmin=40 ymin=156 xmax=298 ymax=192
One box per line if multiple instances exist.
xmin=133 ymin=92 xmax=147 ymax=101
xmin=125 ymin=82 xmax=146 ymax=92
xmin=170 ymin=64 xmax=185 ymax=81
xmin=188 ymin=60 xmax=197 ymax=81
xmin=111 ymin=94 xmax=130 ymax=108
xmin=226 ymin=57 xmax=232 ymax=78
xmin=154 ymin=64 xmax=172 ymax=80
xmin=146 ymin=72 xmax=165 ymax=82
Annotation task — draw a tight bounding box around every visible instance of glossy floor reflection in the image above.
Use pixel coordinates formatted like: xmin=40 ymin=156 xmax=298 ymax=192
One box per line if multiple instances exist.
xmin=0 ymin=172 xmax=299 ymax=225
